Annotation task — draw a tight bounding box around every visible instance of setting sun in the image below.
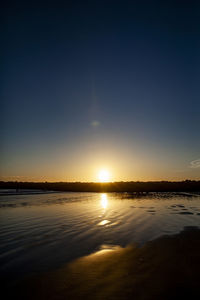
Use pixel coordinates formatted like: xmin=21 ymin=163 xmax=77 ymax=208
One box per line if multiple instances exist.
xmin=98 ymin=170 xmax=110 ymax=182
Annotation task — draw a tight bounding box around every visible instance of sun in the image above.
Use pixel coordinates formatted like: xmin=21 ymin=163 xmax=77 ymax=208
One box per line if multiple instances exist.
xmin=98 ymin=169 xmax=110 ymax=182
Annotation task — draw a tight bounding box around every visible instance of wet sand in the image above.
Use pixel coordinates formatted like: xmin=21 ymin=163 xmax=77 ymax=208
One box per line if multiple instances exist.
xmin=8 ymin=226 xmax=200 ymax=300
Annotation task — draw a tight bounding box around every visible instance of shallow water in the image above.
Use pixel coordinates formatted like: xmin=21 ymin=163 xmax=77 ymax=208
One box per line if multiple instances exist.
xmin=0 ymin=192 xmax=200 ymax=284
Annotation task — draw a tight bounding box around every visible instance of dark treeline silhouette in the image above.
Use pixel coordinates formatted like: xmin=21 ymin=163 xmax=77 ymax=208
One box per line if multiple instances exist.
xmin=0 ymin=180 xmax=200 ymax=193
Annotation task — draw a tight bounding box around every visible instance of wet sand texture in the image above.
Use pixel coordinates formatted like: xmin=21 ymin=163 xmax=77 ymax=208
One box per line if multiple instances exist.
xmin=8 ymin=227 xmax=200 ymax=300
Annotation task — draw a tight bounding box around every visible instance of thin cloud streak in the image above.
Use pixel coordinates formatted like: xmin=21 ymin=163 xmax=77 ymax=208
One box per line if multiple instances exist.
xmin=190 ymin=159 xmax=200 ymax=169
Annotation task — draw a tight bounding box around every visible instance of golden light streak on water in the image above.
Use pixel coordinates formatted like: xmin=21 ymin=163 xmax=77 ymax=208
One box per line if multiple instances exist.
xmin=100 ymin=193 xmax=108 ymax=209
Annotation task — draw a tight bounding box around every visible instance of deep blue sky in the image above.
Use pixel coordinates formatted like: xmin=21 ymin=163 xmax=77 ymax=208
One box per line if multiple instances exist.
xmin=1 ymin=0 xmax=200 ymax=181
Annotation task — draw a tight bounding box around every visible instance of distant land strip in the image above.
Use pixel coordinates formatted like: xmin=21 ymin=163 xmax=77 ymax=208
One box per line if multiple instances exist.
xmin=0 ymin=180 xmax=200 ymax=193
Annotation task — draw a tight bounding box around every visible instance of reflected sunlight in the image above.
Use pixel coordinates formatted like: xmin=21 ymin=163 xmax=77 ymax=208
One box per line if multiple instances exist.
xmin=91 ymin=245 xmax=122 ymax=256
xmin=98 ymin=219 xmax=110 ymax=226
xmin=100 ymin=193 xmax=108 ymax=209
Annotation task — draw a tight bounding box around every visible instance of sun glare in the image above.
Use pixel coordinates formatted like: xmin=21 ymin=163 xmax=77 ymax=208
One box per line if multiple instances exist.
xmin=100 ymin=193 xmax=108 ymax=209
xmin=98 ymin=169 xmax=110 ymax=182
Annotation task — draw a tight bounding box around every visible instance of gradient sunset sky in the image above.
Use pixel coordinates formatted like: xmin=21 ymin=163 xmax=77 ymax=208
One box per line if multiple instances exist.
xmin=1 ymin=0 xmax=200 ymax=182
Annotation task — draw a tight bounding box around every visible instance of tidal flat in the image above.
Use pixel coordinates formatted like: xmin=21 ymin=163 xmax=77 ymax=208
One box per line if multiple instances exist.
xmin=9 ymin=227 xmax=200 ymax=300
xmin=1 ymin=192 xmax=200 ymax=299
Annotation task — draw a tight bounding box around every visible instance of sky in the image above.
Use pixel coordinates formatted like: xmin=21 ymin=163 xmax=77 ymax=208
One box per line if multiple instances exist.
xmin=1 ymin=0 xmax=200 ymax=182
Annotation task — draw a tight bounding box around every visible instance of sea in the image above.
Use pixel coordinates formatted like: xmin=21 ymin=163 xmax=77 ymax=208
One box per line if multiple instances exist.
xmin=0 ymin=191 xmax=200 ymax=285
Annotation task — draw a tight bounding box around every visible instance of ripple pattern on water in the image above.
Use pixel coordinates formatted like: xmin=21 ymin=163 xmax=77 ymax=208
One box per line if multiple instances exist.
xmin=0 ymin=192 xmax=200 ymax=284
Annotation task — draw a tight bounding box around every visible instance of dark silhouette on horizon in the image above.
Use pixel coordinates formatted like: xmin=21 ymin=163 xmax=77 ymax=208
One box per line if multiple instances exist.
xmin=0 ymin=180 xmax=200 ymax=193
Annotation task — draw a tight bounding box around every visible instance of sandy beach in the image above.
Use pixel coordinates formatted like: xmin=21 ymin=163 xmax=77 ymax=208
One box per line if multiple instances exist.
xmin=7 ymin=226 xmax=200 ymax=300
xmin=2 ymin=0 xmax=200 ymax=298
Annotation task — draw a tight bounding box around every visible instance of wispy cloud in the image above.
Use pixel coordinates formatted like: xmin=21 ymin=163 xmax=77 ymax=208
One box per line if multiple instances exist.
xmin=190 ymin=159 xmax=200 ymax=169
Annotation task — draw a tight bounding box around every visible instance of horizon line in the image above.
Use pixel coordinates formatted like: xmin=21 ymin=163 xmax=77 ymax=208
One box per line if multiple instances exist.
xmin=0 ymin=179 xmax=200 ymax=184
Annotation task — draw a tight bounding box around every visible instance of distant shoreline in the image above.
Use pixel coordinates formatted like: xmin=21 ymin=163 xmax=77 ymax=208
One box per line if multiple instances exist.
xmin=0 ymin=190 xmax=63 ymax=196
xmin=0 ymin=180 xmax=200 ymax=193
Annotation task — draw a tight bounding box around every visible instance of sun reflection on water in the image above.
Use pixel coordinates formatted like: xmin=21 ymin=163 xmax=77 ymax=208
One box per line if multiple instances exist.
xmin=90 ymin=245 xmax=122 ymax=256
xmin=100 ymin=193 xmax=108 ymax=209
xmin=98 ymin=219 xmax=110 ymax=226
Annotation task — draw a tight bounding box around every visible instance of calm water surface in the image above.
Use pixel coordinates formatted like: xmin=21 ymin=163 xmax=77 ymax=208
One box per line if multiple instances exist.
xmin=0 ymin=192 xmax=200 ymax=284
